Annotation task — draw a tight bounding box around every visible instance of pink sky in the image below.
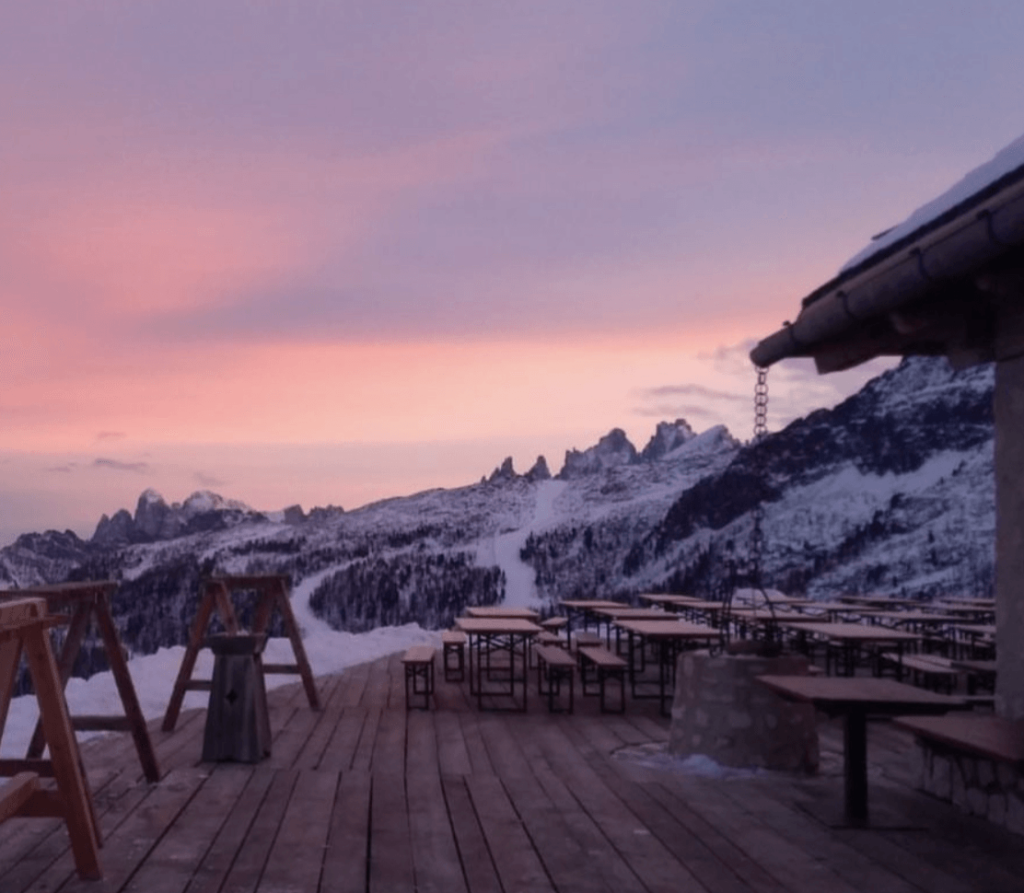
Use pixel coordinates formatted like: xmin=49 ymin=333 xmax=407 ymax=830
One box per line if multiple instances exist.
xmin=3 ymin=1 xmax=1023 ymax=545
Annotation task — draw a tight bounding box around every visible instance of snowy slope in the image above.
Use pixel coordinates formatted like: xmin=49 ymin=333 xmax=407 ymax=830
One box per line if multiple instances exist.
xmin=0 ymin=356 xmax=996 ymax=677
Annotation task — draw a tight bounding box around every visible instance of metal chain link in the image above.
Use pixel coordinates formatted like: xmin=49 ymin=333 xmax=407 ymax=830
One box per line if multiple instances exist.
xmin=715 ymin=365 xmax=771 ymax=655
xmin=749 ymin=366 xmax=769 ymax=588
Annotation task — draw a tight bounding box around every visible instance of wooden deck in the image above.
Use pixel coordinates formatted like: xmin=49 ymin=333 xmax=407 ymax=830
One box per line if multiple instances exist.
xmin=3 ymin=652 xmax=1023 ymax=893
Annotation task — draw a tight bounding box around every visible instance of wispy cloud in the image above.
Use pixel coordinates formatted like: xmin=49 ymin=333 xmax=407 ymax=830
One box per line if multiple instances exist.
xmin=194 ymin=471 xmax=226 ymax=487
xmin=639 ymin=383 xmax=748 ymax=403
xmin=634 ymin=402 xmax=720 ymax=421
xmin=95 ymin=431 xmax=127 ymax=441
xmin=93 ymin=458 xmax=150 ymax=474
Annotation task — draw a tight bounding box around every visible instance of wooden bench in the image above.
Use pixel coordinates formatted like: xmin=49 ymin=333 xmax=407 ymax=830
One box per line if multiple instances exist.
xmin=441 ymin=630 xmax=467 ymax=682
xmin=880 ymin=651 xmax=960 ymax=692
xmin=895 ymin=715 xmax=1024 ymax=765
xmin=534 ymin=644 xmax=576 ymax=713
xmin=401 ymin=646 xmax=436 ymax=710
xmin=529 ymin=631 xmax=566 ymax=667
xmin=540 ymin=616 xmax=568 ymax=641
xmin=572 ymin=631 xmax=603 ymax=650
xmin=951 ymin=658 xmax=997 ymax=694
xmin=577 ymin=646 xmax=627 ymax=713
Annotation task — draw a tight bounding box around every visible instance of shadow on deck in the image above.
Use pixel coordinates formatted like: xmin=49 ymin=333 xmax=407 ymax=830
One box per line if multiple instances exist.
xmin=2 ymin=652 xmax=1023 ymax=892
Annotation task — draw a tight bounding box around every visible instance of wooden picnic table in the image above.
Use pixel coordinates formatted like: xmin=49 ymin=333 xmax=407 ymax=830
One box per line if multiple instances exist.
xmin=837 ymin=595 xmax=918 ymax=608
xmin=463 ymin=605 xmax=540 ymax=620
xmin=557 ymin=599 xmax=627 ymax=636
xmin=790 ymin=601 xmax=879 ymax=621
xmin=868 ymin=610 xmax=961 ymax=634
xmin=757 ymin=675 xmax=966 ymax=826
xmin=587 ymin=606 xmax=679 ymax=645
xmin=636 ymin=593 xmax=704 ymax=605
xmin=667 ymin=599 xmax=726 ymax=626
xmin=777 ymin=621 xmax=921 ymax=676
xmin=613 ymin=619 xmax=718 ymax=716
xmin=454 ymin=617 xmax=542 ymax=712
xmin=950 ymin=623 xmax=997 ymax=659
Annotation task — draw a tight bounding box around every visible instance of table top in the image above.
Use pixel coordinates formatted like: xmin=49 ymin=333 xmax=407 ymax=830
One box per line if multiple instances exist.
xmin=757 ymin=675 xmax=967 ymax=712
xmin=730 ymin=608 xmax=828 ymax=623
xmin=464 ymin=606 xmax=540 ymax=619
xmin=870 ymin=611 xmax=960 ymax=625
xmin=455 ymin=617 xmax=543 ymax=635
xmin=951 ymin=658 xmax=997 ymax=674
xmin=778 ymin=621 xmax=921 ymax=643
xmin=954 ymin=623 xmax=997 ymax=636
xmin=673 ymin=600 xmax=724 ymax=611
xmin=837 ymin=595 xmax=919 ymax=607
xmin=614 ymin=619 xmax=718 ymax=639
xmin=559 ymin=599 xmax=625 ymax=610
xmin=590 ymin=607 xmax=681 ymax=621
xmin=637 ymin=593 xmax=704 ymax=605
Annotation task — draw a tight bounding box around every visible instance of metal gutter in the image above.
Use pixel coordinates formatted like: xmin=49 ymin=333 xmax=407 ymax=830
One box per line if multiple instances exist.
xmin=750 ymin=170 xmax=1024 ymax=369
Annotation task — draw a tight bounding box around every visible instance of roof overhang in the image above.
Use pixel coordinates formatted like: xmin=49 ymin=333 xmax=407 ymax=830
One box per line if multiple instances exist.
xmin=750 ymin=165 xmax=1024 ymax=373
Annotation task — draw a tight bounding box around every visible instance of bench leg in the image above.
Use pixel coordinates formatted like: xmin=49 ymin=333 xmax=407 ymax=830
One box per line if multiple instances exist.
xmin=537 ymin=660 xmax=574 ymax=714
xmin=405 ymin=661 xmax=434 ymax=710
xmin=598 ymin=668 xmax=626 ymax=714
xmin=443 ymin=643 xmax=465 ymax=682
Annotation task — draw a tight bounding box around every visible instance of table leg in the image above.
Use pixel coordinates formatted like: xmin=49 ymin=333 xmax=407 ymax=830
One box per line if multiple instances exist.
xmin=627 ymin=630 xmax=639 ymax=698
xmin=843 ymin=708 xmax=869 ymax=826
xmin=659 ymin=639 xmax=670 ymax=717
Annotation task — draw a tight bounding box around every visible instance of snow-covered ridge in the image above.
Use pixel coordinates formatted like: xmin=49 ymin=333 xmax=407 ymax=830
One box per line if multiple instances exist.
xmin=0 ymin=357 xmax=996 ymax=673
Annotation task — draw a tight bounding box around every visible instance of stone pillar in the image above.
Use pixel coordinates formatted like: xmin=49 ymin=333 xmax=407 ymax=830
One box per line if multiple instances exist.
xmin=994 ymin=305 xmax=1024 ymax=720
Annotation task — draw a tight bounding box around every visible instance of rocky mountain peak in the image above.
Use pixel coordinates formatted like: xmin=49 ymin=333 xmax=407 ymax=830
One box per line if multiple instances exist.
xmin=559 ymin=428 xmax=638 ymax=480
xmin=640 ymin=419 xmax=696 ymax=461
xmin=525 ymin=456 xmax=551 ymax=481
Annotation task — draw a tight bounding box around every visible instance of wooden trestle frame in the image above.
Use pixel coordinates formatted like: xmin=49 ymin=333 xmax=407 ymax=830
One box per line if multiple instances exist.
xmin=1 ymin=581 xmax=161 ymax=784
xmin=0 ymin=598 xmax=103 ymax=879
xmin=162 ymin=574 xmax=321 ymax=732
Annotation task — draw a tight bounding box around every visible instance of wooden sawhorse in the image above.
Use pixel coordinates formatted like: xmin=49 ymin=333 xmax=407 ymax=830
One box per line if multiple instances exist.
xmin=1 ymin=581 xmax=161 ymax=783
xmin=162 ymin=574 xmax=321 ymax=732
xmin=0 ymin=598 xmax=102 ymax=879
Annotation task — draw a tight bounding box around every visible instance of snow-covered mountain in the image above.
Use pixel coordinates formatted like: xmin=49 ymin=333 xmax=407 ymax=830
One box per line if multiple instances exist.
xmin=0 ymin=356 xmax=995 ymax=680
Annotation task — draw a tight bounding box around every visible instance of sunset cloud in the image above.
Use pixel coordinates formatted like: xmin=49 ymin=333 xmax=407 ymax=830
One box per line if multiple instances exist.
xmin=93 ymin=459 xmax=151 ymax=474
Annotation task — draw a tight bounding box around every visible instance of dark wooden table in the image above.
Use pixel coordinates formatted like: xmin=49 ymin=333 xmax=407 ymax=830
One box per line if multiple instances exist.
xmin=757 ymin=675 xmax=966 ymax=826
xmin=454 ymin=617 xmax=541 ymax=711
xmin=778 ymin=621 xmax=920 ymax=676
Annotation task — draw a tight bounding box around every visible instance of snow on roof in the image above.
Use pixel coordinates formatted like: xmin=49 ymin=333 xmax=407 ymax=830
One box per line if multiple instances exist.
xmin=841 ymin=132 xmax=1024 ymax=274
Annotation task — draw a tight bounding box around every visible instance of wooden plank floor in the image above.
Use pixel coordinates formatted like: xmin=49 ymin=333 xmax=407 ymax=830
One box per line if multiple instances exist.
xmin=2 ymin=652 xmax=1023 ymax=892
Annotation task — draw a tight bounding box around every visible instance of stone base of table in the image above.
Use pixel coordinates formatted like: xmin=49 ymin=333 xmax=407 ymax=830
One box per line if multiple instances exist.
xmin=669 ymin=651 xmax=819 ymax=772
xmin=914 ymin=741 xmax=1024 ymax=835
